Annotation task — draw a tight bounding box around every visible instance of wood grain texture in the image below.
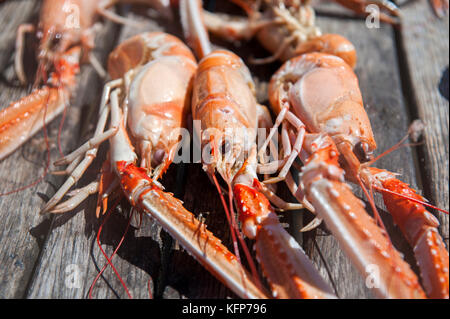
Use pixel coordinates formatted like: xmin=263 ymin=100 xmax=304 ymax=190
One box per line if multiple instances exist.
xmin=0 ymin=0 xmax=37 ymax=71
xmin=399 ymin=1 xmax=449 ymax=248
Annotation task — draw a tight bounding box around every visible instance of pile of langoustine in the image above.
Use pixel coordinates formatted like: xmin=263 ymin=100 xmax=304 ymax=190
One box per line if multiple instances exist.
xmin=0 ymin=0 xmax=448 ymax=299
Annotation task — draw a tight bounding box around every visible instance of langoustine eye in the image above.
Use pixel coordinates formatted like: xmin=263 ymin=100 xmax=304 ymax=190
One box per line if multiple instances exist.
xmin=354 ymin=141 xmax=373 ymax=163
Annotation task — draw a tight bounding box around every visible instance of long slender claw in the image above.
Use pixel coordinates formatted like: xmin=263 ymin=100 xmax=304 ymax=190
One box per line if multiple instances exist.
xmin=299 ymin=141 xmax=426 ymax=299
xmin=0 ymin=87 xmax=67 ymax=161
xmin=118 ymin=162 xmax=269 ymax=299
xmin=49 ymin=182 xmax=99 ymax=214
xmin=0 ymin=47 xmax=81 ymax=161
xmin=308 ymin=178 xmax=426 ymax=298
xmin=233 ymin=182 xmax=336 ymax=299
xmin=256 ymin=214 xmax=336 ymax=298
xmin=369 ymin=168 xmax=449 ymax=299
xmin=300 ymin=217 xmax=323 ymax=232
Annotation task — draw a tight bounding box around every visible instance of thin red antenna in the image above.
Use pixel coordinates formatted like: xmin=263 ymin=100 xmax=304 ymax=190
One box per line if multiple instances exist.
xmin=365 ymin=120 xmax=424 ymax=167
xmin=372 ymin=185 xmax=449 ymax=215
xmin=147 ymin=277 xmax=153 ymax=299
xmin=211 ymin=174 xmax=242 ymax=264
xmin=357 ymin=176 xmax=392 ymax=244
xmin=366 ymin=142 xmax=421 ymax=167
xmin=89 ymin=199 xmax=133 ymax=299
xmin=364 ymin=121 xmax=448 ymax=215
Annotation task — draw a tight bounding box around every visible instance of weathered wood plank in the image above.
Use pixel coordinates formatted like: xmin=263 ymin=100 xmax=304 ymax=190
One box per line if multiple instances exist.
xmin=399 ymin=1 xmax=449 ymax=248
xmin=0 ymin=0 xmax=37 ymax=71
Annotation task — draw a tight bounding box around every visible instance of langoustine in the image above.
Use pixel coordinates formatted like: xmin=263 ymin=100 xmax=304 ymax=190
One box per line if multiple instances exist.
xmin=180 ymin=0 xmax=337 ymax=298
xmin=0 ymin=0 xmax=174 ymax=161
xmin=0 ymin=0 xmax=101 ymax=161
xmin=40 ymin=31 xmax=268 ymax=299
xmin=266 ymin=52 xmax=448 ymax=298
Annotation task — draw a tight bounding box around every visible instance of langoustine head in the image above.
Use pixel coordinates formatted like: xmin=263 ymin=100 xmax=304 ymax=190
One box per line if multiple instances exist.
xmin=108 ymin=32 xmax=197 ymax=176
xmin=192 ymin=50 xmax=258 ymax=182
xmin=191 ymin=50 xmax=259 ymax=182
xmin=269 ymin=52 xmax=376 ymax=162
xmin=36 ymin=0 xmax=100 ymax=80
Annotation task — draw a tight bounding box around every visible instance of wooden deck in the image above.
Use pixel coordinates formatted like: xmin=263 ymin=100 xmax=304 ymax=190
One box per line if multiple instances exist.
xmin=0 ymin=0 xmax=448 ymax=299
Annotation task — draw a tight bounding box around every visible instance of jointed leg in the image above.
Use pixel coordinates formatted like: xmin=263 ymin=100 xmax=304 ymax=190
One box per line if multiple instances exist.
xmin=257 ymin=107 xmax=288 ymax=163
xmin=50 ymin=182 xmax=99 ymax=214
xmin=51 ymin=155 xmax=83 ymax=176
xmin=53 ymin=78 xmax=122 ymax=166
xmin=40 ymin=88 xmax=122 ymax=214
xmin=255 ymin=180 xmax=304 ymax=211
xmin=264 ymin=111 xmax=306 ymax=184
xmin=285 ymin=172 xmax=322 ymax=232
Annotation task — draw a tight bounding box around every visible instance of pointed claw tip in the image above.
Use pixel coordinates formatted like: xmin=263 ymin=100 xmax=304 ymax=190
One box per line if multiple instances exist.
xmin=48 ymin=206 xmax=69 ymax=214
